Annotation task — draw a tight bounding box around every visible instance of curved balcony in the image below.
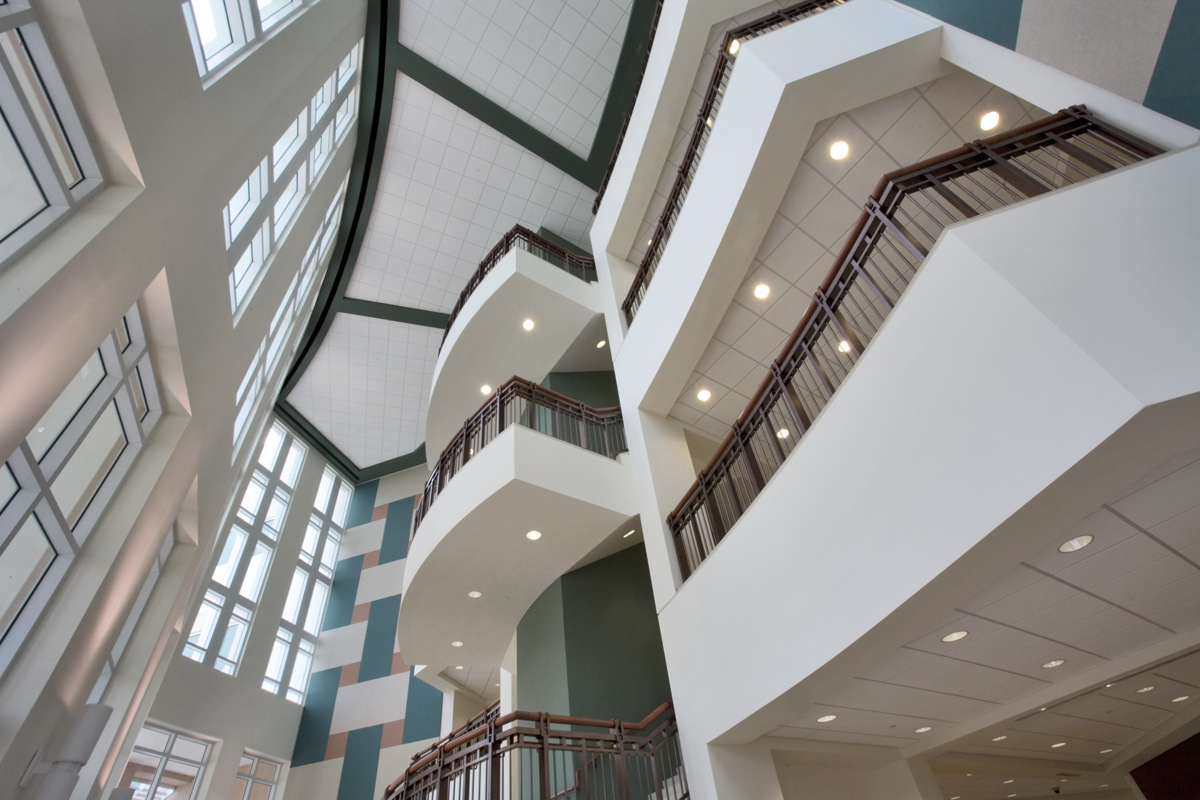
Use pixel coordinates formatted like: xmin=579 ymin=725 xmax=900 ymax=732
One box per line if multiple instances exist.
xmin=668 ymin=106 xmax=1162 ymax=579
xmin=427 ymin=227 xmax=606 ymax=458
xmin=400 ymin=377 xmax=636 ymax=671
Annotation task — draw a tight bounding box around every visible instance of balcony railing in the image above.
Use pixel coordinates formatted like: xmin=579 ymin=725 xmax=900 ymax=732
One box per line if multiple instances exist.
xmin=383 ymin=701 xmax=687 ymax=800
xmin=669 ymin=106 xmax=1162 ymax=580
xmin=414 ymin=377 xmax=627 ymax=532
xmin=621 ymin=0 xmax=848 ymax=325
xmin=442 ymin=226 xmax=597 ymax=351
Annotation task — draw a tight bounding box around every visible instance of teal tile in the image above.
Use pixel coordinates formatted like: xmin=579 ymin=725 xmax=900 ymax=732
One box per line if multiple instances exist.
xmin=360 ymin=593 xmax=402 ymax=681
xmin=380 ymin=497 xmax=414 ymax=563
xmin=338 ymin=725 xmax=383 ymax=800
xmin=324 ymin=555 xmax=364 ymax=631
xmin=291 ymin=668 xmax=340 ymax=766
xmin=897 ymin=0 xmax=1022 ymax=49
xmin=346 ymin=480 xmax=379 ymax=529
xmin=1145 ymin=2 xmax=1200 ymax=128
xmin=402 ymin=667 xmax=443 ymax=743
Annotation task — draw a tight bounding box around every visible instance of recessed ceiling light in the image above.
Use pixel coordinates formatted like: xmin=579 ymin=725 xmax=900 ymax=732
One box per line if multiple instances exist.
xmin=623 ymin=529 xmax=635 ymax=538
xmin=1172 ymin=695 xmax=1190 ymax=703
xmin=1051 ymin=742 xmax=1066 ymax=748
xmin=451 ymin=641 xmax=463 ymax=647
xmin=915 ymin=726 xmax=932 ymax=733
xmin=728 ymin=38 xmax=740 ymax=55
xmin=697 ymin=388 xmax=711 ymax=402
xmin=495 ymin=682 xmax=501 ymax=687
xmin=1059 ymin=534 xmax=1093 ymax=553
xmin=455 ymin=665 xmax=464 ymax=670
xmin=1137 ymin=686 xmax=1156 ymax=693
xmin=942 ymin=630 xmax=969 ymax=643
xmin=1008 ymin=794 xmax=1017 ymax=798
xmin=776 ymin=428 xmax=789 ymax=439
xmin=522 ymin=318 xmax=534 ymax=331
xmin=36 ymin=426 xmax=44 ymax=433
xmin=468 ymin=591 xmax=481 ymax=598
xmin=1105 ymin=683 xmax=1114 ymax=688
xmin=754 ymin=283 xmax=770 ymax=299
xmin=817 ymin=714 xmax=837 ymax=723
xmin=1100 ymin=750 xmax=1112 ymax=754
xmin=981 ymin=111 xmax=1000 ymax=131
xmin=526 ymin=530 xmax=542 ymax=540
xmin=1004 ymin=780 xmax=1014 ymax=784
xmin=1040 ymin=708 xmax=1047 ymax=712
xmin=481 ymin=384 xmax=492 ymax=395
xmin=830 ymin=141 xmax=849 ymax=160
xmin=596 ymin=340 xmax=606 ymax=349
xmin=837 ymin=340 xmax=851 ymax=353
xmin=1043 ymin=659 xmax=1066 ymax=669
xmin=992 ymin=735 xmax=1008 ymax=741
xmin=706 ymin=116 xmax=714 ymax=129
xmin=647 ymin=238 xmax=653 ymax=246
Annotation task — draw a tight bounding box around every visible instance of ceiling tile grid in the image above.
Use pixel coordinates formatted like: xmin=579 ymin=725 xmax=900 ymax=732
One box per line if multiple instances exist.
xmin=439 ymin=665 xmax=502 ymax=702
xmin=346 ymin=75 xmax=595 ymax=312
xmin=398 ymin=0 xmax=634 ymax=158
xmin=286 ymin=315 xmax=440 ymax=468
xmin=671 ymin=68 xmax=1044 ymax=443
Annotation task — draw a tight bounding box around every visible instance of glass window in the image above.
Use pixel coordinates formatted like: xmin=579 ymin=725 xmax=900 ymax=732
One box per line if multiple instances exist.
xmin=231 ymin=752 xmax=282 ymax=800
xmin=28 ymin=351 xmax=105 ymax=461
xmin=271 ymin=109 xmax=307 ymax=176
xmin=0 ymin=113 xmax=48 ymax=242
xmin=257 ymin=425 xmax=284 ymax=472
xmin=279 ymin=442 xmax=304 ymax=487
xmin=0 ymin=515 xmax=55 ymax=639
xmin=116 ymin=725 xmax=210 ymax=800
xmin=211 ymin=527 xmax=248 ymax=588
xmin=1 ymin=465 xmax=17 ymax=514
xmin=239 ymin=542 xmax=272 ymax=603
xmin=50 ymin=401 xmax=127 ymax=528
xmin=183 ymin=0 xmax=238 ymax=67
xmin=281 ymin=568 xmax=306 ymax=624
xmin=335 ymin=88 xmax=356 ymax=140
xmin=272 ymin=167 xmax=306 ymax=233
xmin=230 ymin=220 xmax=269 ymax=310
xmin=311 ymin=75 xmax=335 ymax=121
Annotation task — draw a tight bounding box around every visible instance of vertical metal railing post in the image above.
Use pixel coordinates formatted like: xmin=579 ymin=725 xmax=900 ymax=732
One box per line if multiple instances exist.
xmin=538 ymin=714 xmax=552 ymax=800
xmin=612 ymin=723 xmax=630 ymax=800
xmin=487 ymin=721 xmax=502 ymax=800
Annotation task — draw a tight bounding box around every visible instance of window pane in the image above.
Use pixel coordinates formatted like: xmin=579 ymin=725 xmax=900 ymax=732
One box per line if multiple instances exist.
xmin=288 ymin=641 xmax=313 ymax=695
xmin=134 ymin=726 xmax=171 ymax=753
xmin=216 ymin=605 xmax=251 ymax=668
xmin=162 ymin=759 xmax=201 ymax=799
xmin=262 ymin=492 xmax=288 ymax=539
xmin=257 ymin=425 xmax=284 ymax=471
xmin=0 ymin=109 xmax=49 ymax=243
xmin=299 ymin=518 xmax=320 ymax=563
xmin=303 ymin=580 xmax=328 ymax=635
xmin=0 ymin=464 xmax=16 ymax=514
xmin=184 ymin=591 xmax=224 ymax=658
xmin=332 ymin=484 xmax=350 ymax=527
xmin=263 ymin=632 xmax=288 ymax=685
xmin=282 ymin=568 xmax=306 ymax=624
xmin=211 ymin=527 xmax=247 ymax=587
xmin=1 ymin=28 xmax=82 ymax=186
xmin=238 ymin=475 xmax=267 ymax=524
xmin=272 ymin=169 xmax=305 ymax=232
xmin=171 ymin=735 xmax=209 ymax=762
xmin=248 ymin=780 xmax=273 ymax=800
xmin=29 ymin=350 xmax=105 ymax=460
xmin=115 ymin=318 xmax=132 ymax=352
xmin=186 ymin=0 xmax=234 ymax=62
xmin=272 ymin=110 xmax=307 ymax=174
xmin=50 ymin=400 xmax=126 ymax=528
xmin=315 ymin=470 xmax=333 ymax=512
xmin=337 ymin=49 xmax=356 ymax=90
xmin=231 ymin=777 xmax=249 ymax=800
xmin=238 ymin=541 xmax=272 ymax=603
xmin=238 ymin=756 xmax=254 ymax=776
xmin=279 ymin=443 xmax=304 ymax=486
xmin=319 ymin=532 xmax=339 ymax=578
xmin=128 ymin=370 xmax=149 ymax=420
xmin=0 ymin=514 xmax=55 ymax=638
xmin=254 ymin=761 xmax=278 ymax=781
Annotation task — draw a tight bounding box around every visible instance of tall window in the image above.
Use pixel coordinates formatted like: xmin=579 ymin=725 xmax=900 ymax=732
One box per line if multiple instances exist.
xmin=230 ymin=753 xmax=281 ymax=800
xmin=223 ymin=42 xmax=359 ymax=313
xmin=183 ymin=424 xmax=305 ymax=674
xmin=0 ymin=305 xmax=161 ymax=668
xmin=0 ymin=6 xmax=101 ymax=268
xmin=115 ymin=724 xmax=210 ymax=800
xmin=262 ymin=465 xmax=347 ymax=703
xmin=181 ymin=0 xmax=307 ymax=78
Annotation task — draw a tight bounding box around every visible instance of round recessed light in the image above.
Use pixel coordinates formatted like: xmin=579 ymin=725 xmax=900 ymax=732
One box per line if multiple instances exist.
xmin=596 ymin=340 xmax=606 ymax=349
xmin=837 ymin=340 xmax=852 ymax=353
xmin=647 ymin=238 xmax=654 ymax=247
xmin=1004 ymin=780 xmax=1014 ymax=784
xmin=455 ymin=665 xmax=464 ymax=670
xmin=451 ymin=641 xmax=463 ymax=647
xmin=526 ymin=530 xmax=542 ymax=540
xmin=981 ymin=111 xmax=1000 ymax=131
xmin=1137 ymin=685 xmax=1156 ymax=693
xmin=830 ymin=140 xmax=849 ymax=160
xmin=1059 ymin=534 xmax=1093 ymax=553
xmin=1100 ymin=750 xmax=1113 ymax=754
xmin=754 ymin=283 xmax=770 ymax=299
xmin=481 ymin=384 xmax=492 ymax=395
xmin=1040 ymin=708 xmax=1047 ymax=712
xmin=36 ymin=426 xmax=45 ymax=433
xmin=728 ymin=38 xmax=740 ymax=55
xmin=522 ymin=318 xmax=535 ymax=331
xmin=915 ymin=726 xmax=932 ymax=733
xmin=942 ymin=630 xmax=969 ymax=643
xmin=468 ymin=591 xmax=482 ymax=599
xmin=817 ymin=715 xmax=837 ymax=723
xmin=1172 ymin=695 xmax=1190 ymax=703
xmin=776 ymin=428 xmax=789 ymax=439
xmin=1008 ymin=794 xmax=1017 ymax=798
xmin=623 ymin=529 xmax=636 ymax=538
xmin=992 ymin=735 xmax=1008 ymax=741
xmin=1105 ymin=683 xmax=1114 ymax=688
xmin=1051 ymin=742 xmax=1066 ymax=748
xmin=697 ymin=388 xmax=712 ymax=402
xmin=1043 ymin=659 xmax=1066 ymax=669
xmin=495 ymin=682 xmax=501 ymax=687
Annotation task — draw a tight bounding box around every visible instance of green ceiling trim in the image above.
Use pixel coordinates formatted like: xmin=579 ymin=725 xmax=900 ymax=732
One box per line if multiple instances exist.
xmin=536 ymin=226 xmax=592 ymax=258
xmin=336 ymin=297 xmax=450 ymax=328
xmin=358 ymin=443 xmax=428 ymax=482
xmin=276 ymin=399 xmax=365 ymax=482
xmin=392 ymin=44 xmax=595 ymax=188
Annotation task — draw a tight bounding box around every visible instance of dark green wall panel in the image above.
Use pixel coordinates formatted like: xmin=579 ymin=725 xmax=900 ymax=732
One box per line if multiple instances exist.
xmin=361 ymin=593 xmax=403 ymax=681
xmin=291 ymin=667 xmax=340 ymax=766
xmin=338 ymin=725 xmax=384 ymax=800
xmin=541 ymin=371 xmax=620 ymax=408
xmin=402 ymin=667 xmax=444 ymax=742
xmin=324 ymin=555 xmax=364 ymax=631
xmin=380 ymin=497 xmax=414 ymax=563
xmin=1145 ymin=1 xmax=1200 ymax=128
xmin=346 ymin=479 xmax=378 ymax=529
xmin=896 ymin=0 xmax=1022 ymax=49
xmin=516 ymin=580 xmax=571 ymax=716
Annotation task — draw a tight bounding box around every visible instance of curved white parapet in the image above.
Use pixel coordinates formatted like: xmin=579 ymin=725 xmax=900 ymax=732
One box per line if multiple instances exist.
xmin=426 ymin=248 xmax=606 ymax=459
xmin=398 ymin=424 xmax=638 ymax=674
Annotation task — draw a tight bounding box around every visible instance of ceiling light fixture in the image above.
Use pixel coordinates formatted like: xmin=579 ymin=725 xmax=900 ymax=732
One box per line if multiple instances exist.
xmin=455 ymin=665 xmax=463 ymax=670
xmin=838 ymin=340 xmax=852 ymax=353
xmin=481 ymin=384 xmax=492 ymax=395
xmin=992 ymin=735 xmax=1008 ymax=742
xmin=522 ymin=318 xmax=534 ymax=331
xmin=1051 ymin=742 xmax=1066 ymax=748
xmin=697 ymin=389 xmax=712 ymax=402
xmin=776 ymin=428 xmax=789 ymax=439
xmin=830 ymin=141 xmax=849 ymax=160
xmin=1042 ymin=659 xmax=1066 ymax=669
xmin=942 ymin=630 xmax=969 ymax=643
xmin=468 ymin=591 xmax=482 ymax=599
xmin=1137 ymin=686 xmax=1156 ymax=693
xmin=1100 ymin=750 xmax=1112 ymax=754
xmin=915 ymin=727 xmax=932 ymax=733
xmin=754 ymin=283 xmax=770 ymax=299
xmin=623 ymin=529 xmax=636 ymax=538
xmin=817 ymin=715 xmax=837 ymax=723
xmin=526 ymin=530 xmax=542 ymax=541
xmin=1172 ymin=695 xmax=1190 ymax=703
xmin=596 ymin=340 xmax=606 ymax=349
xmin=451 ymin=641 xmax=463 ymax=647
xmin=1105 ymin=684 xmax=1114 ymax=688
xmin=1008 ymin=795 xmax=1017 ymax=798
xmin=706 ymin=116 xmax=714 ymax=129
xmin=728 ymin=38 xmax=740 ymax=55
xmin=981 ymin=111 xmax=1000 ymax=131
xmin=1004 ymin=780 xmax=1014 ymax=784
xmin=1058 ymin=534 xmax=1093 ymax=553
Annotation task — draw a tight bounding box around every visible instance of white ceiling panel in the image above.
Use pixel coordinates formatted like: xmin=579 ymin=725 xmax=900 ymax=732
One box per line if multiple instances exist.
xmin=398 ymin=0 xmax=634 ymax=158
xmin=287 ymin=315 xmax=439 ymax=468
xmin=346 ymin=75 xmax=594 ymax=313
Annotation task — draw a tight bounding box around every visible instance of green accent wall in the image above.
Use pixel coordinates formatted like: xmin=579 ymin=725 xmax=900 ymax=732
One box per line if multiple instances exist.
xmin=346 ymin=479 xmax=378 ymax=528
xmin=323 ymin=555 xmax=364 ymax=631
xmin=380 ymin=497 xmax=414 ymax=563
xmin=291 ymin=667 xmax=340 ymax=766
xmin=338 ymin=725 xmax=384 ymax=800
xmin=516 ymin=545 xmax=671 ymax=723
xmin=1145 ymin=1 xmax=1200 ymax=128
xmin=516 ymin=580 xmax=571 ymax=716
xmin=402 ymin=667 xmax=444 ymax=743
xmin=360 ymin=594 xmax=403 ymax=681
xmin=896 ymin=0 xmax=1023 ymax=49
xmin=541 ymin=371 xmax=620 ymax=409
